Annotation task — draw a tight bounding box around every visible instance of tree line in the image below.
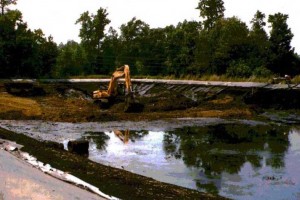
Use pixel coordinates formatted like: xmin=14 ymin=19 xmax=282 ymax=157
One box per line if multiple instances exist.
xmin=1 ymin=0 xmax=300 ymax=78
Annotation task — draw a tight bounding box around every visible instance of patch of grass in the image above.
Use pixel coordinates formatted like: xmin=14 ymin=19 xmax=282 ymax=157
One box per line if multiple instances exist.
xmin=247 ymin=75 xmax=272 ymax=83
xmin=0 ymin=93 xmax=42 ymax=117
xmin=292 ymin=75 xmax=300 ymax=84
xmin=210 ymin=95 xmax=234 ymax=105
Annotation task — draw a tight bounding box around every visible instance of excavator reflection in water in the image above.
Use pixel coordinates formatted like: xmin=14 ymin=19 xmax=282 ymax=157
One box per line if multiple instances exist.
xmin=92 ymin=65 xmax=143 ymax=112
xmin=113 ymin=130 xmax=130 ymax=144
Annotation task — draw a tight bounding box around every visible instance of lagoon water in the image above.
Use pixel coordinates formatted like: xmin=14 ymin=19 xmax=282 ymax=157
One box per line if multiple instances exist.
xmin=86 ymin=126 xmax=300 ymax=200
xmin=1 ymin=119 xmax=300 ymax=199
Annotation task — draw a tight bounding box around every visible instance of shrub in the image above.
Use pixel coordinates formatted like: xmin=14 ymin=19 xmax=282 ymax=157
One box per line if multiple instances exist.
xmin=253 ymin=66 xmax=273 ymax=77
xmin=226 ymin=62 xmax=252 ymax=78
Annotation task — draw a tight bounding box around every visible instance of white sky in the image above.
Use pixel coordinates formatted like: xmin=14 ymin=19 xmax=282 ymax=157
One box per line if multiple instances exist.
xmin=15 ymin=0 xmax=299 ymax=53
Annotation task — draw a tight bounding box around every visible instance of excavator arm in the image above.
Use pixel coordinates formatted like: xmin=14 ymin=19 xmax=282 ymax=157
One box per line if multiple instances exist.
xmin=92 ymin=64 xmax=143 ymax=112
xmin=93 ymin=65 xmax=132 ymax=99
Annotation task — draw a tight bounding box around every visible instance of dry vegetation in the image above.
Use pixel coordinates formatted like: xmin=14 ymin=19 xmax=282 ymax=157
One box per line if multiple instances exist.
xmin=0 ymin=93 xmax=42 ymax=117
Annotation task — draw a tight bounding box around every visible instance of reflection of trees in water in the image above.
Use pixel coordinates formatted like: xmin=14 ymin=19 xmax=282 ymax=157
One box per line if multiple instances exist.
xmin=83 ymin=130 xmax=149 ymax=150
xmin=163 ymin=124 xmax=290 ymax=194
xmin=163 ymin=133 xmax=181 ymax=158
xmin=127 ymin=130 xmax=149 ymax=143
xmin=84 ymin=132 xmax=110 ymax=151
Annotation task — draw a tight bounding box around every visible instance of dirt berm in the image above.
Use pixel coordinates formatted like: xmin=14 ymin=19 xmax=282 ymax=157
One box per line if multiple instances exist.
xmin=2 ymin=79 xmax=295 ymax=122
xmin=1 ymin=79 xmax=300 ymax=122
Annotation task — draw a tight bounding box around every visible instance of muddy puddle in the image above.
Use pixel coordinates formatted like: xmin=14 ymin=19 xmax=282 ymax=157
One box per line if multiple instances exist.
xmin=1 ymin=119 xmax=300 ymax=199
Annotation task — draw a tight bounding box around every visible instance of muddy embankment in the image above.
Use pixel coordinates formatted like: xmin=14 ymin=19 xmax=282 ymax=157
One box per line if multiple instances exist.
xmin=1 ymin=79 xmax=300 ymax=122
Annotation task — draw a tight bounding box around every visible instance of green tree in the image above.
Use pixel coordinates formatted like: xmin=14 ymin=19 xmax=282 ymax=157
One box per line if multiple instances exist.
xmin=0 ymin=9 xmax=35 ymax=77
xmin=196 ymin=0 xmax=225 ymax=30
xmin=195 ymin=30 xmax=212 ymax=74
xmin=101 ymin=27 xmax=120 ymax=73
xmin=0 ymin=9 xmax=58 ymax=78
xmin=196 ymin=17 xmax=250 ymax=75
xmin=55 ymin=40 xmax=87 ymax=77
xmin=226 ymin=61 xmax=251 ymax=78
xmin=0 ymin=0 xmax=17 ymax=15
xmin=119 ymin=17 xmax=150 ymax=74
xmin=14 ymin=24 xmax=40 ymax=77
xmin=144 ymin=27 xmax=168 ymax=75
xmin=164 ymin=21 xmax=202 ymax=76
xmin=251 ymin=10 xmax=267 ymax=37
xmin=13 ymin=26 xmax=58 ymax=78
xmin=248 ymin=10 xmax=269 ymax=69
xmin=120 ymin=17 xmax=149 ymax=42
xmin=76 ymin=8 xmax=110 ymax=74
xmin=0 ymin=10 xmax=18 ymax=76
xmin=267 ymin=13 xmax=295 ymax=75
xmin=38 ymin=35 xmax=58 ymax=77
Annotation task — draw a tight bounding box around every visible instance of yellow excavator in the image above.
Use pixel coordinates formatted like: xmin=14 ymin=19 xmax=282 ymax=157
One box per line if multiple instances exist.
xmin=92 ymin=65 xmax=143 ymax=112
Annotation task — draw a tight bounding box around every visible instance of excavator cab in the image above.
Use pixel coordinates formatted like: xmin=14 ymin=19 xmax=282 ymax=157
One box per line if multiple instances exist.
xmin=93 ymin=65 xmax=143 ymax=112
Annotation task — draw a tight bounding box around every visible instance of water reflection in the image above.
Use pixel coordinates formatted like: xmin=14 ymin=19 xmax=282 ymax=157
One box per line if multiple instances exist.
xmin=82 ymin=123 xmax=299 ymax=200
xmin=83 ymin=130 xmax=149 ymax=149
xmin=84 ymin=132 xmax=110 ymax=151
xmin=114 ymin=130 xmax=130 ymax=144
xmin=163 ymin=124 xmax=290 ymax=195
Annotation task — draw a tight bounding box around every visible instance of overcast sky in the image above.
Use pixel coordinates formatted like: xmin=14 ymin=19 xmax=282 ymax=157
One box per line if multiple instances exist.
xmin=15 ymin=0 xmax=299 ymax=53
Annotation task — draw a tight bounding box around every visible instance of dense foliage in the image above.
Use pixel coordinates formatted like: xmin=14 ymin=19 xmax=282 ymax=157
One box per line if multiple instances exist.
xmin=1 ymin=0 xmax=299 ymax=78
xmin=0 ymin=1 xmax=58 ymax=78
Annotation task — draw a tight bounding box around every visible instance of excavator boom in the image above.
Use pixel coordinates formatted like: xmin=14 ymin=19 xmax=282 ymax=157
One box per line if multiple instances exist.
xmin=93 ymin=65 xmax=132 ymax=99
xmin=92 ymin=65 xmax=142 ymax=112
